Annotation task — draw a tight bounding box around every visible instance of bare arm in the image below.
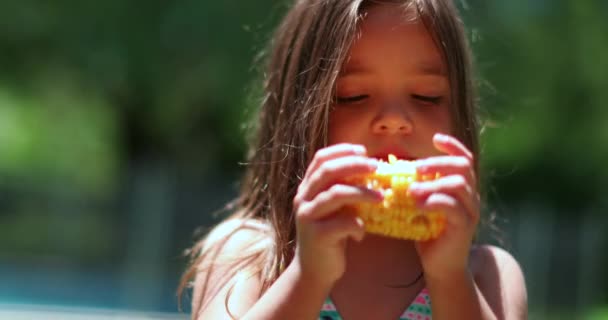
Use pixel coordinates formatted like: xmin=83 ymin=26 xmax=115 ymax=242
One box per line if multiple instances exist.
xmin=474 ymin=245 xmax=528 ymax=319
xmin=191 ymin=223 xmax=348 ymax=320
xmin=194 ymin=145 xmax=378 ymax=319
xmin=411 ymin=136 xmax=527 ymax=319
xmin=240 ymin=260 xmax=333 ymax=320
xmin=426 ymin=269 xmax=495 ymax=320
xmin=426 ymin=245 xmax=527 ymax=320
xmin=195 ymin=256 xmax=332 ymax=320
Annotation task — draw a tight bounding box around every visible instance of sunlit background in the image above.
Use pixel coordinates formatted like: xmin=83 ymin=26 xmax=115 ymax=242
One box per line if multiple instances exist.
xmin=0 ymin=0 xmax=607 ymax=319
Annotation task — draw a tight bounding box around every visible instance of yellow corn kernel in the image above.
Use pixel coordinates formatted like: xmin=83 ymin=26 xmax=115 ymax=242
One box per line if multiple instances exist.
xmin=354 ymin=155 xmax=445 ymax=241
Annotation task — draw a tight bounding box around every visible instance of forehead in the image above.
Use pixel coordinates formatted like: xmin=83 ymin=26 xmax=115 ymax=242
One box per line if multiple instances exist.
xmin=341 ymin=3 xmax=446 ymax=77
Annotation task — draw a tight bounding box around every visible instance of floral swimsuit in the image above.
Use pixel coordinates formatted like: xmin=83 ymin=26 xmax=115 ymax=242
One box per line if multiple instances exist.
xmin=319 ymin=288 xmax=432 ymax=320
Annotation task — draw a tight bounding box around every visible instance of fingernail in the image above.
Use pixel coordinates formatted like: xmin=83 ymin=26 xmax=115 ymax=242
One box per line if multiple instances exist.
xmin=366 ymin=159 xmax=378 ymax=170
xmin=356 ymin=217 xmax=365 ymax=227
xmin=353 ymin=145 xmax=366 ymax=154
xmin=436 ymin=133 xmax=448 ymax=142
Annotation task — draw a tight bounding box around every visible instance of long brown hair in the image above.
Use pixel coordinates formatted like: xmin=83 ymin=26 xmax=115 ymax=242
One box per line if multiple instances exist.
xmin=178 ymin=0 xmax=479 ymax=318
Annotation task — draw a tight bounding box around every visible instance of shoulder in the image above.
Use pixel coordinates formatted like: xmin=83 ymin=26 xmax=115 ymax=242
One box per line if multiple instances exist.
xmin=469 ymin=245 xmax=525 ymax=286
xmin=469 ymin=245 xmax=528 ymax=319
xmin=191 ymin=217 xmax=273 ymax=319
xmin=201 ymin=217 xmax=273 ymax=255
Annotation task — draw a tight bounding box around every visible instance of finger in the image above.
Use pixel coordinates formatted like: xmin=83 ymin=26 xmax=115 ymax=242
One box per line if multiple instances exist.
xmin=433 ymin=133 xmax=474 ymax=161
xmin=415 ymin=156 xmax=476 ymax=189
xmin=304 ymin=144 xmax=368 ymax=182
xmin=313 ymin=211 xmax=367 ymax=243
xmin=298 ymin=184 xmax=382 ymax=222
xmin=408 ymin=175 xmax=479 ymax=223
xmin=302 ymin=155 xmax=378 ymax=201
xmin=420 ymin=193 xmax=472 ymax=229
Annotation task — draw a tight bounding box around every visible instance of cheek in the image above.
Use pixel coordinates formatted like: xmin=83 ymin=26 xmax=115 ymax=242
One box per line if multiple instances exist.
xmin=328 ymin=109 xmax=365 ymax=144
xmin=327 ymin=112 xmax=346 ymax=145
xmin=413 ymin=105 xmax=452 ymax=135
xmin=438 ymin=106 xmax=454 ymax=134
xmin=433 ymin=100 xmax=454 ymax=133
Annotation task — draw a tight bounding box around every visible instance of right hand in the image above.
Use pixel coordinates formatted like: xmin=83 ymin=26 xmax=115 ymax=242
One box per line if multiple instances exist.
xmin=291 ymin=144 xmax=382 ymax=286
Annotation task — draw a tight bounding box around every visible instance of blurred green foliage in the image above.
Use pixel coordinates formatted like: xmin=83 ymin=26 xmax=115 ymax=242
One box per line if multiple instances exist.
xmin=1 ymin=0 xmax=605 ymax=208
xmin=468 ymin=1 xmax=608 ymax=210
xmin=0 ymin=0 xmax=606 ymax=314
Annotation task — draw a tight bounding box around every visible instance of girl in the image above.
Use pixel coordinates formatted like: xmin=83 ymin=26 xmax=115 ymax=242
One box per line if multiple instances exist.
xmin=179 ymin=0 xmax=527 ymax=319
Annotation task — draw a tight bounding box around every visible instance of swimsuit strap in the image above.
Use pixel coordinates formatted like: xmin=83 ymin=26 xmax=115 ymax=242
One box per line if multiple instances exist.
xmin=399 ymin=287 xmax=432 ymax=319
xmin=319 ymin=288 xmax=432 ymax=320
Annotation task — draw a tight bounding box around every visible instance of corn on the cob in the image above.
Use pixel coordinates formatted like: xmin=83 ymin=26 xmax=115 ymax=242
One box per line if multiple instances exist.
xmin=353 ymin=154 xmax=445 ymax=241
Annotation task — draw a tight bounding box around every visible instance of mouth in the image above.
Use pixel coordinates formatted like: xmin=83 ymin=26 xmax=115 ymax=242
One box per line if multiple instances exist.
xmin=371 ymin=152 xmax=416 ymax=162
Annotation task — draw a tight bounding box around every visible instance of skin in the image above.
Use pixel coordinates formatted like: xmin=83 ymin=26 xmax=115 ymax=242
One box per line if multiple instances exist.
xmin=193 ymin=3 xmax=527 ymax=320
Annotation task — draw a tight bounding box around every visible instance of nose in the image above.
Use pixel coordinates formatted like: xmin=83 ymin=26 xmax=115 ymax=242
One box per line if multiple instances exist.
xmin=372 ymin=107 xmax=413 ymax=135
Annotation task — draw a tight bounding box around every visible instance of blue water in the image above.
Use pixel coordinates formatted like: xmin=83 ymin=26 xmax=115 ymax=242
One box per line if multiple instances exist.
xmin=0 ymin=263 xmax=188 ymax=314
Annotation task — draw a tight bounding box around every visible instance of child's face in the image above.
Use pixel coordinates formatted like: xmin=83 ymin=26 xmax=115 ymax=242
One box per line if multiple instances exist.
xmin=329 ymin=3 xmax=452 ymax=161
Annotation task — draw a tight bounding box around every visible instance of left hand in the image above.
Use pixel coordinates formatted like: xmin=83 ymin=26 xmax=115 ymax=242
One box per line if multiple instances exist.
xmin=408 ymin=133 xmax=480 ymax=281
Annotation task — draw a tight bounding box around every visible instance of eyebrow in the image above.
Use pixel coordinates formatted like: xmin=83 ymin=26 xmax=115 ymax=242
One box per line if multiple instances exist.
xmin=340 ymin=60 xmax=447 ymax=77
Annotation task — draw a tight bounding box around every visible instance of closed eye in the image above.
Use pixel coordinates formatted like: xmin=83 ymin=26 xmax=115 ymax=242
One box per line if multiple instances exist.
xmin=336 ymin=94 xmax=368 ymax=104
xmin=412 ymin=94 xmax=443 ymax=105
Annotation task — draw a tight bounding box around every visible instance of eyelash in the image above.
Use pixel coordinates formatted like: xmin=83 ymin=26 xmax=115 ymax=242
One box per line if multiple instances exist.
xmin=336 ymin=94 xmax=443 ymax=105
xmin=412 ymin=94 xmax=443 ymax=105
xmin=336 ymin=95 xmax=368 ymax=104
